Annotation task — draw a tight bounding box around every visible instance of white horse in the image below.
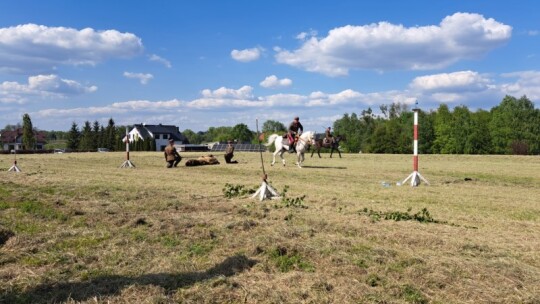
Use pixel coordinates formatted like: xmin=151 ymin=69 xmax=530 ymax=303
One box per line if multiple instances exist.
xmin=266 ymin=131 xmax=315 ymax=168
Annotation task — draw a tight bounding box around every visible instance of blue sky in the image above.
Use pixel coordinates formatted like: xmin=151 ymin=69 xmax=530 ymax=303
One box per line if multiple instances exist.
xmin=1 ymin=1 xmax=539 ymax=132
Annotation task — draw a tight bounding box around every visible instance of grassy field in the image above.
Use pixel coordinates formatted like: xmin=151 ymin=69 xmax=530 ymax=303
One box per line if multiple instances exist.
xmin=1 ymin=151 xmax=539 ymax=303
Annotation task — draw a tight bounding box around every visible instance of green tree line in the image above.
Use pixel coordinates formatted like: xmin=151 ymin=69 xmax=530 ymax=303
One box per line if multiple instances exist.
xmin=333 ymin=95 xmax=540 ymax=155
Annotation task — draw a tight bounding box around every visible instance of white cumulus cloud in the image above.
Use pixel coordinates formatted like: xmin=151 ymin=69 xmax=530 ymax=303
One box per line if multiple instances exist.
xmin=275 ymin=12 xmax=512 ymax=76
xmin=200 ymin=85 xmax=254 ymax=99
xmin=410 ymin=71 xmax=492 ymax=93
xmin=0 ymin=23 xmax=143 ymax=74
xmin=259 ymin=75 xmax=292 ymax=88
xmin=0 ymin=74 xmax=97 ymax=103
xmin=123 ymin=72 xmax=154 ymax=85
xmin=231 ymin=47 xmax=262 ymax=62
xmin=111 ymin=99 xmax=183 ymax=110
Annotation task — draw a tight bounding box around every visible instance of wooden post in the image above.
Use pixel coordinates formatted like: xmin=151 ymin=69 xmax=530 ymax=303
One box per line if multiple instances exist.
xmin=120 ymin=127 xmax=136 ymax=168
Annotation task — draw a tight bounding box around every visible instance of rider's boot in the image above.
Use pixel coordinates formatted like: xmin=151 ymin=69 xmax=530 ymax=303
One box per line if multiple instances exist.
xmin=288 ymin=144 xmax=294 ymax=153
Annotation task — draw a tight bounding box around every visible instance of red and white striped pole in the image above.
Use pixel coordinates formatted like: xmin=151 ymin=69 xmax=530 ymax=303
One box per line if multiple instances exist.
xmin=401 ymin=107 xmax=429 ymax=187
xmin=413 ymin=109 xmax=419 ymax=172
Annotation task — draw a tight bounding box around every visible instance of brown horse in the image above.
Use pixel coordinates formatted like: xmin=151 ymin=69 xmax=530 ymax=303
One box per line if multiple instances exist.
xmin=310 ymin=135 xmax=345 ymax=158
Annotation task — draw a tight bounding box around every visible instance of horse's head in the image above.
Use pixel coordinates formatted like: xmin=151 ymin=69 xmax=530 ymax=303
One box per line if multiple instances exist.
xmin=300 ymin=131 xmax=316 ymax=146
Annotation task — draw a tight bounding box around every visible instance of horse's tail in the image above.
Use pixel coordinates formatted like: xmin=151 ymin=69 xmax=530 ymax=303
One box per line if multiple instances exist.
xmin=265 ymin=134 xmax=280 ymax=146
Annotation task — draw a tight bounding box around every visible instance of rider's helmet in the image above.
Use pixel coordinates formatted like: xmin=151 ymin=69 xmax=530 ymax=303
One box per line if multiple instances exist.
xmin=294 ymin=116 xmax=299 ymax=121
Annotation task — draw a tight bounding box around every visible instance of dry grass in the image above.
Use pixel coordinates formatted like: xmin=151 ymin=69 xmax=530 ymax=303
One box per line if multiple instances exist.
xmin=1 ymin=151 xmax=539 ymax=303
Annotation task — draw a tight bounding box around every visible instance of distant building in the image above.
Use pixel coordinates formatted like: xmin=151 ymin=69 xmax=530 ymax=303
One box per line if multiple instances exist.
xmin=0 ymin=128 xmax=47 ymax=150
xmin=126 ymin=124 xmax=188 ymax=151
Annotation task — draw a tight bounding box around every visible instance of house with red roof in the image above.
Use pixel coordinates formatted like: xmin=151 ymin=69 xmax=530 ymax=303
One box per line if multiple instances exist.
xmin=1 ymin=128 xmax=47 ymax=151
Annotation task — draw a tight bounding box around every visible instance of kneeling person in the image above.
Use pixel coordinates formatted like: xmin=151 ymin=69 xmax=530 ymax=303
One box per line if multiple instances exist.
xmin=224 ymin=140 xmax=238 ymax=164
xmin=164 ymin=139 xmax=182 ymax=168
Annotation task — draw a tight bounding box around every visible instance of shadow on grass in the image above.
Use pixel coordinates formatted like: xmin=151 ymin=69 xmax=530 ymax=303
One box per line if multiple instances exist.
xmin=2 ymin=254 xmax=256 ymax=303
xmin=301 ymin=165 xmax=347 ymax=169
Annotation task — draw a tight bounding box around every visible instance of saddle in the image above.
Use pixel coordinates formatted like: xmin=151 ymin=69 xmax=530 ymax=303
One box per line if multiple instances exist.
xmin=283 ymin=133 xmax=299 ymax=145
xmin=322 ymin=138 xmax=334 ymax=146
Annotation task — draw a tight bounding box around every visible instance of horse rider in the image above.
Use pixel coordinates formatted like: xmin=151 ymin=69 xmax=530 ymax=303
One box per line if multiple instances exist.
xmin=324 ymin=126 xmax=334 ymax=145
xmin=287 ymin=116 xmax=303 ymax=153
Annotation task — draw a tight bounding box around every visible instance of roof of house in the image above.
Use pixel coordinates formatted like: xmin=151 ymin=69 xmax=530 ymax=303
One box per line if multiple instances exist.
xmin=0 ymin=129 xmax=47 ymax=143
xmin=132 ymin=124 xmax=186 ymax=141
xmin=133 ymin=125 xmax=152 ymax=139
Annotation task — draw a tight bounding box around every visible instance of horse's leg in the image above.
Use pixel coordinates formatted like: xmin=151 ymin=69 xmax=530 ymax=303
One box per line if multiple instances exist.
xmin=337 ymin=148 xmax=342 ymax=158
xmin=311 ymin=147 xmax=315 ymax=158
xmin=271 ymin=149 xmax=277 ymax=166
xmin=317 ymin=148 xmax=321 ymax=158
xmin=280 ymin=150 xmax=286 ymax=166
xmin=297 ymin=151 xmax=304 ymax=168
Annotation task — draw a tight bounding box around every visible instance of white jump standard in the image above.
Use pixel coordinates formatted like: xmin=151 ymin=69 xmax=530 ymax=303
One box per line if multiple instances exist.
xmin=120 ymin=128 xmax=136 ymax=168
xmin=8 ymin=150 xmax=21 ymax=172
xmin=252 ymin=174 xmax=281 ymax=201
xmin=8 ymin=160 xmax=21 ymax=172
xmin=401 ymin=108 xmax=429 ymax=187
xmin=252 ymin=119 xmax=281 ymax=201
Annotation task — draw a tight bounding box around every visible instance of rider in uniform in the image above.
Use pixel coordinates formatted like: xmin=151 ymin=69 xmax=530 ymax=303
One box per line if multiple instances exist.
xmin=287 ymin=116 xmax=303 ymax=153
xmin=324 ymin=126 xmax=334 ymax=145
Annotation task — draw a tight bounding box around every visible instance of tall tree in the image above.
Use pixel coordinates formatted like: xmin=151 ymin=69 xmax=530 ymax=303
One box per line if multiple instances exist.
xmin=203 ymin=126 xmax=233 ymax=143
xmin=490 ymin=95 xmax=538 ymax=154
xmin=465 ymin=110 xmax=492 ymax=154
xmin=104 ymin=118 xmax=116 ymax=150
xmin=22 ymin=113 xmax=36 ymax=150
xmin=334 ymin=113 xmax=363 ymax=153
xmin=369 ymin=110 xmax=412 ymax=153
xmin=418 ymin=110 xmax=435 ymax=154
xmin=79 ymin=121 xmax=94 ymax=151
xmin=92 ymin=121 xmax=101 ymax=150
xmin=67 ymin=122 xmax=80 ymax=150
xmin=262 ymin=120 xmax=287 ymax=134
xmin=98 ymin=125 xmax=106 ymax=148
xmin=450 ymin=106 xmax=473 ymax=154
xmin=115 ymin=125 xmax=127 ymax=151
xmin=359 ymin=107 xmax=378 ymax=151
xmin=230 ymin=123 xmax=254 ymax=143
xmin=182 ymin=129 xmax=202 ymax=144
xmin=432 ymin=104 xmax=456 ymax=154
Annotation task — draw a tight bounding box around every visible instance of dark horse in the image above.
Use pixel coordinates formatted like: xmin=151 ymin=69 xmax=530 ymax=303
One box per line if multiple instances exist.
xmin=310 ymin=135 xmax=345 ymax=158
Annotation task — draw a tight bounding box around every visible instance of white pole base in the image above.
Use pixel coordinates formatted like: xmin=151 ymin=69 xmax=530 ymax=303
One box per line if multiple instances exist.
xmin=401 ymin=171 xmax=429 ymax=187
xmin=252 ymin=181 xmax=281 ymax=201
xmin=120 ymin=160 xmax=136 ymax=168
xmin=8 ymin=164 xmax=21 ymax=172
